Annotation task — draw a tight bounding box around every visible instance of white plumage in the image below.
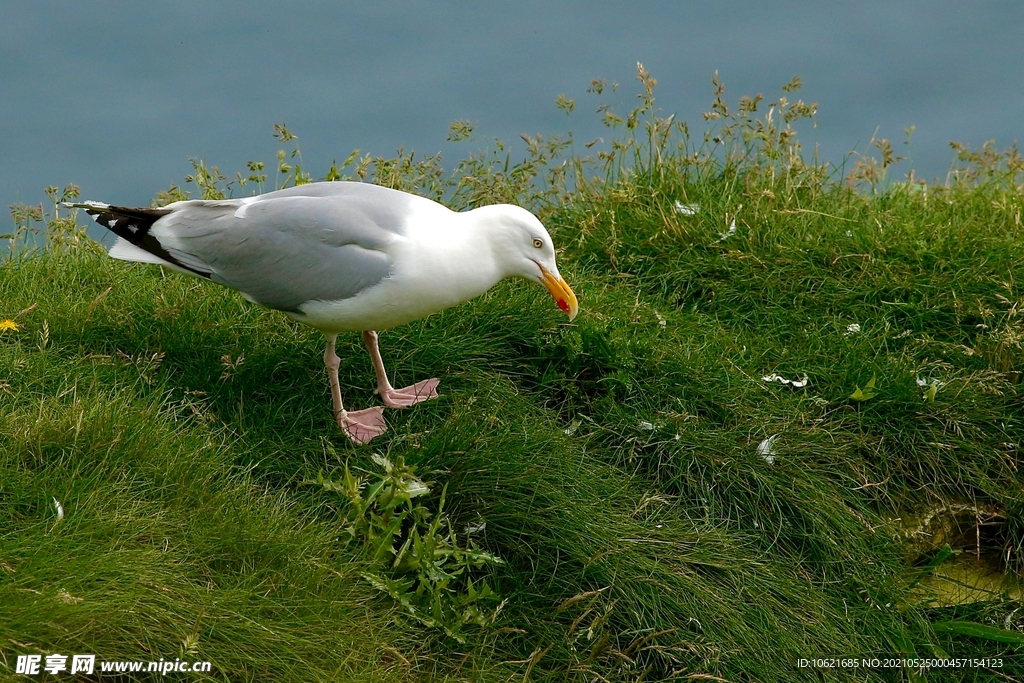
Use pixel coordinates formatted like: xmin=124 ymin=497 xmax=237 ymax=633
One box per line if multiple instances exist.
xmin=69 ymin=182 xmax=578 ymax=444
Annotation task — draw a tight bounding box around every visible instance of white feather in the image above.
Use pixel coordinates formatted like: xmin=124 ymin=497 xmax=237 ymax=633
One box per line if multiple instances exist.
xmin=108 ymin=237 xmax=172 ymax=266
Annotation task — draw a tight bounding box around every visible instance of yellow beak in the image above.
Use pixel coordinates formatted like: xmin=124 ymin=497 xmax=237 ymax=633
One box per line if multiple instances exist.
xmin=539 ymin=266 xmax=579 ymax=321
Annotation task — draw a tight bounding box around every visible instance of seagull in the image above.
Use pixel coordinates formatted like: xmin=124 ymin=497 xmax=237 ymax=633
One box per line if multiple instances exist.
xmin=67 ymin=182 xmax=578 ymax=443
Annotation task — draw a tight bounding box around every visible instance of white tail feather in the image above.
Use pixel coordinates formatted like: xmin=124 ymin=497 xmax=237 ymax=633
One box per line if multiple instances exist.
xmin=108 ymin=237 xmax=172 ymax=266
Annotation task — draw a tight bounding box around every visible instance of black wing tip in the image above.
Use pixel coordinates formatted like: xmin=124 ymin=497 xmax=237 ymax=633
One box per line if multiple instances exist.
xmin=65 ymin=203 xmax=172 ymax=235
xmin=68 ymin=202 xmax=210 ymax=280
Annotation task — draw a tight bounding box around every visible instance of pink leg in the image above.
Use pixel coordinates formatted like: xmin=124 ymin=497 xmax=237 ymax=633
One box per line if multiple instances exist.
xmin=362 ymin=330 xmax=439 ymax=409
xmin=324 ymin=335 xmax=386 ymax=444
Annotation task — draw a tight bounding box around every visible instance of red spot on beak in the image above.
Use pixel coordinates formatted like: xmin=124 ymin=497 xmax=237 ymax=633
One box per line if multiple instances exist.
xmin=557 ymin=298 xmax=569 ymax=313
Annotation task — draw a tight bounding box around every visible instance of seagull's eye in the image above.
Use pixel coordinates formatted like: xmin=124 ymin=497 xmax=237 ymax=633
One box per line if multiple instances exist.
xmin=532 ymin=238 xmax=543 ymax=249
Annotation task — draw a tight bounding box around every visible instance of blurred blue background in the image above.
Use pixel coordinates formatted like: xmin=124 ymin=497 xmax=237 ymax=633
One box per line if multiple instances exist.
xmin=3 ymin=1 xmax=1022 ymax=211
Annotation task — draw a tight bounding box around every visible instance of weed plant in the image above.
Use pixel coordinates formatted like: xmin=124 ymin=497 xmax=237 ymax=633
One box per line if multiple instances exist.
xmin=303 ymin=454 xmax=503 ymax=643
xmin=2 ymin=64 xmax=1023 ymax=681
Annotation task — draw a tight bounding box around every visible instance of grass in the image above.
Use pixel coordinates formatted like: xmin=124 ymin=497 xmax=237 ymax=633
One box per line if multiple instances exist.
xmin=2 ymin=66 xmax=1023 ymax=681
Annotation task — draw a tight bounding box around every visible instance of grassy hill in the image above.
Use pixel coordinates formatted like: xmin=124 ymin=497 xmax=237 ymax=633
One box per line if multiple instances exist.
xmin=2 ymin=70 xmax=1022 ymax=681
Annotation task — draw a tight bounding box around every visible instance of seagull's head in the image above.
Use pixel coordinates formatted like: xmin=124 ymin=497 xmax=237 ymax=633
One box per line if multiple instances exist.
xmin=480 ymin=204 xmax=579 ymax=321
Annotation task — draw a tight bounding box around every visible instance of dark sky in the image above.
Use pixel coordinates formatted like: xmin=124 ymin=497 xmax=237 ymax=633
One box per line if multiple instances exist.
xmin=3 ymin=1 xmax=1022 ymax=212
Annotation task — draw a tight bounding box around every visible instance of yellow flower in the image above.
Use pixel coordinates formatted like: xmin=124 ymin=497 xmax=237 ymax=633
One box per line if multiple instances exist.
xmin=0 ymin=319 xmax=19 ymax=332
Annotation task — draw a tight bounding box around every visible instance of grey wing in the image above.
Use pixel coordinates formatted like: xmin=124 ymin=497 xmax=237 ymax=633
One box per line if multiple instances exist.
xmin=152 ymin=183 xmax=415 ymax=312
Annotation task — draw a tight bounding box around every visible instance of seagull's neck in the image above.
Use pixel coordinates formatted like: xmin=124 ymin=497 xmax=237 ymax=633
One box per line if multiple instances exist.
xmin=393 ymin=203 xmax=509 ymax=308
xmin=459 ymin=204 xmax=525 ymax=276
